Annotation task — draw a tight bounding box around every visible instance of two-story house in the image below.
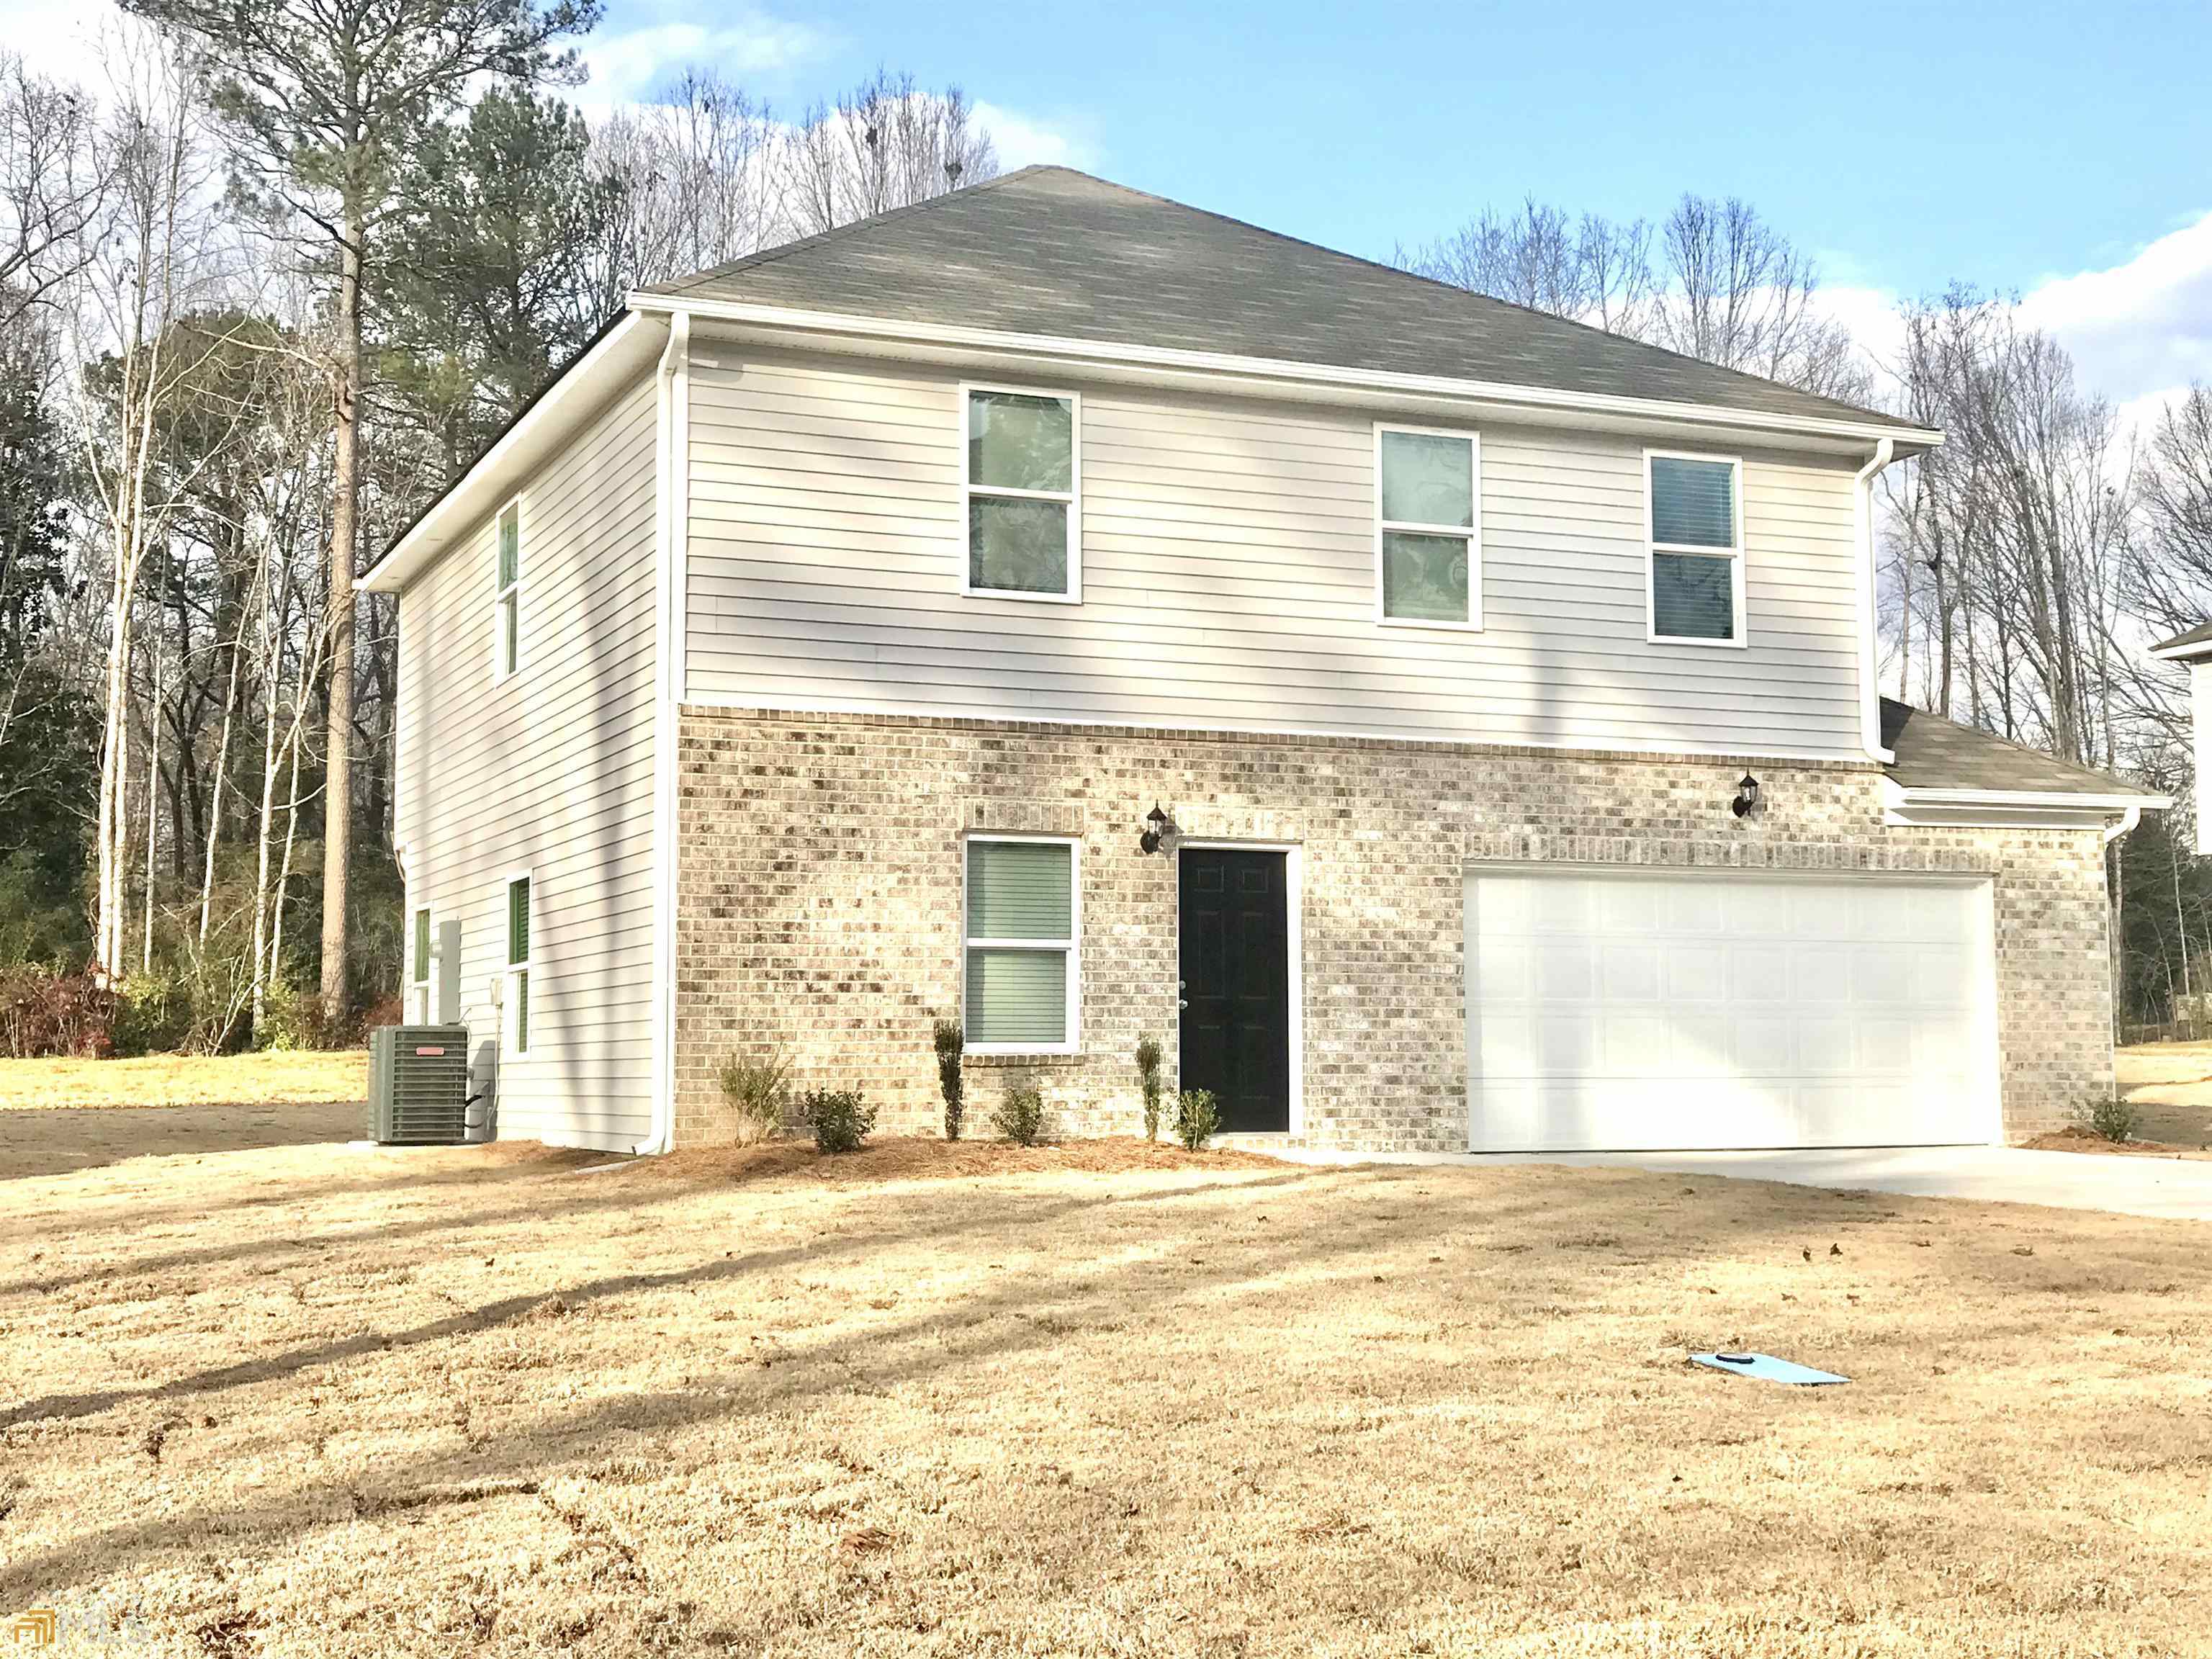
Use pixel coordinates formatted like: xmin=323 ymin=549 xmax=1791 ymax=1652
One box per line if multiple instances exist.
xmin=361 ymin=167 xmax=2162 ymax=1156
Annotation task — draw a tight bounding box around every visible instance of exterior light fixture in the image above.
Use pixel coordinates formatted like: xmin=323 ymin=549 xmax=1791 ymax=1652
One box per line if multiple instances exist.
xmin=1732 ymin=774 xmax=1761 ymax=819
xmin=1139 ymin=804 xmax=1172 ymax=855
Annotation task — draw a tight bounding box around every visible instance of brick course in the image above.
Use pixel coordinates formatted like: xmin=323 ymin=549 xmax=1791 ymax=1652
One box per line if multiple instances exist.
xmin=675 ymin=706 xmax=2116 ymax=1151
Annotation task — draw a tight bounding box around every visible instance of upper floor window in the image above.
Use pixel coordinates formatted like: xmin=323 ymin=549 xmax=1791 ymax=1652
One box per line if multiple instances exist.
xmin=964 ymin=387 xmax=1079 ymax=602
xmin=963 ymin=835 xmax=1079 ymax=1053
xmin=1376 ymin=426 xmax=1479 ymax=627
xmin=503 ymin=873 xmax=532 ymax=1057
xmin=1646 ymin=452 xmax=1744 ymax=646
xmin=494 ymin=498 xmax=523 ymax=680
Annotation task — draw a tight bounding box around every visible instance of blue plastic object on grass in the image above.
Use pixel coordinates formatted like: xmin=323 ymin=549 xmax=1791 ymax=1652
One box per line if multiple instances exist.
xmin=1689 ymin=1351 xmax=1848 ymax=1385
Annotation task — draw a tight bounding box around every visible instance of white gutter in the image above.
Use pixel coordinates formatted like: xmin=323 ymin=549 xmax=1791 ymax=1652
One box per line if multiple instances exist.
xmin=1897 ymin=786 xmax=2172 ymax=811
xmin=2149 ymin=639 xmax=2212 ymax=662
xmin=637 ymin=310 xmax=691 ymax=1157
xmin=629 ymin=292 xmax=1946 ymax=454
xmin=1853 ymin=437 xmax=1897 ymax=765
xmin=2103 ymin=804 xmax=2143 ymax=847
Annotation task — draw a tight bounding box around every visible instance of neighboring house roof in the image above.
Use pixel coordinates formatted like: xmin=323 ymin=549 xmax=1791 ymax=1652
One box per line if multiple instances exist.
xmin=640 ymin=166 xmax=1934 ymax=440
xmin=2152 ymin=620 xmax=2212 ymax=660
xmin=1880 ymin=698 xmax=2164 ymax=801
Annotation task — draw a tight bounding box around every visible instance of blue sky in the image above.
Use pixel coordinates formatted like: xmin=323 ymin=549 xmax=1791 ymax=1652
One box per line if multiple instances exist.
xmin=575 ymin=0 xmax=2212 ymax=418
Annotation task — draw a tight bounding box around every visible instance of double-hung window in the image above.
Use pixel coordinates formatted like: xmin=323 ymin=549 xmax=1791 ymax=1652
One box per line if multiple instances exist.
xmin=503 ymin=873 xmax=531 ymax=1057
xmin=409 ymin=904 xmax=433 ymax=1024
xmin=963 ymin=387 xmax=1079 ymax=601
xmin=493 ymin=498 xmax=522 ymax=680
xmin=1376 ymin=425 xmax=1480 ymax=626
xmin=1646 ymin=452 xmax=1745 ymax=645
xmin=963 ymin=836 xmax=1079 ymax=1053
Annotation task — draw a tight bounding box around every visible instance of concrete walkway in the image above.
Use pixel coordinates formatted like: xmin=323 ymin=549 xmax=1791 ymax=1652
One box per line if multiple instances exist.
xmin=1273 ymin=1144 xmax=2212 ymax=1223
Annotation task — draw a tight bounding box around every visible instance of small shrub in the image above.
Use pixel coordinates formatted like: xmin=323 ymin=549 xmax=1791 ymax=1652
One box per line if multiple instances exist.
xmin=1136 ymin=1033 xmax=1164 ymax=1141
xmin=994 ymin=1082 xmax=1045 ymax=1146
xmin=1173 ymin=1087 xmax=1219 ymax=1151
xmin=804 ymin=1088 xmax=876 ymax=1154
xmin=2073 ymin=1094 xmax=2137 ymax=1145
xmin=719 ymin=1048 xmax=792 ymax=1144
xmin=112 ymin=972 xmax=192 ymax=1057
xmin=932 ymin=1018 xmax=966 ymax=1140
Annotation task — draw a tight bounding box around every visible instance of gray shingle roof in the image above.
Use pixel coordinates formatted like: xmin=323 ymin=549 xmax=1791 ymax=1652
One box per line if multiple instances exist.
xmin=641 ymin=167 xmax=1929 ymax=434
xmin=1881 ymin=698 xmax=2160 ymax=798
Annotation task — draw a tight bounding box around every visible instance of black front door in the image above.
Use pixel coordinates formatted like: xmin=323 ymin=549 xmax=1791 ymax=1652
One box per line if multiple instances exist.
xmin=1178 ymin=848 xmax=1290 ymax=1133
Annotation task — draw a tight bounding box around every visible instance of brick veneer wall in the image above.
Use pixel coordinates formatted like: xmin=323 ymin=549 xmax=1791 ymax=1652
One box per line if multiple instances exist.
xmin=674 ymin=706 xmax=2116 ymax=1151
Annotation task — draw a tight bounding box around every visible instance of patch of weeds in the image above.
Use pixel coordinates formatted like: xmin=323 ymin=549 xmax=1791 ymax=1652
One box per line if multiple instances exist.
xmin=719 ymin=1048 xmax=791 ymax=1145
xmin=2072 ymin=1095 xmax=2137 ymax=1143
xmin=1173 ymin=1088 xmax=1219 ymax=1151
xmin=994 ymin=1083 xmax=1045 ymax=1146
xmin=804 ymin=1089 xmax=876 ymax=1154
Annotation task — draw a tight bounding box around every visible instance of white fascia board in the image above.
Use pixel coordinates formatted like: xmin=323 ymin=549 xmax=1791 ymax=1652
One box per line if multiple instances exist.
xmin=2150 ymin=639 xmax=2212 ymax=662
xmin=358 ymin=312 xmax=669 ymax=594
xmin=631 ymin=292 xmax=1945 ymax=456
xmin=1888 ymin=782 xmax=2171 ymax=813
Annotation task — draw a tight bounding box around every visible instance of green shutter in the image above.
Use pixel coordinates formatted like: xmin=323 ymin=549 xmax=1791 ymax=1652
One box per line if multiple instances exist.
xmin=413 ymin=909 xmax=430 ymax=982
xmin=965 ymin=948 xmax=1067 ymax=1045
xmin=1650 ymin=457 xmax=1735 ymax=548
xmin=508 ymin=878 xmax=530 ymax=964
xmin=966 ymin=841 xmax=1071 ymax=940
xmin=513 ymin=968 xmax=529 ymax=1052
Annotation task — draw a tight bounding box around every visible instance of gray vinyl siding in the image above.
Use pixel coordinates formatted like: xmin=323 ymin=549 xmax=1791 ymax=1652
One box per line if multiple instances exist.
xmin=683 ymin=349 xmax=1866 ymax=757
xmin=394 ymin=374 xmax=658 ymax=1151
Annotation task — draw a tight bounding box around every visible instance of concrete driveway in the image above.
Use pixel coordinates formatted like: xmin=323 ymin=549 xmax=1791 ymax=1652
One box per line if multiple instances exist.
xmin=1278 ymin=1145 xmax=2212 ymax=1222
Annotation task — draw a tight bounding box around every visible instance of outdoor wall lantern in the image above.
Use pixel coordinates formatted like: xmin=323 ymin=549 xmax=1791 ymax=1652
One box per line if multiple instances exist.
xmin=1732 ymin=774 xmax=1762 ymax=819
xmin=1138 ymin=804 xmax=1174 ymax=855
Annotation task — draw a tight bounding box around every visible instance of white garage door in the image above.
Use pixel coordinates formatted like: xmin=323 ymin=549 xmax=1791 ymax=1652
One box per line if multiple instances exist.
xmin=1465 ymin=869 xmax=1999 ymax=1151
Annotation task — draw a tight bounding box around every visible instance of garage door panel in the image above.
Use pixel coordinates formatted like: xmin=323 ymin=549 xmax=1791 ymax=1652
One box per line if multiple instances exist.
xmin=1467 ymin=871 xmax=1997 ymax=1151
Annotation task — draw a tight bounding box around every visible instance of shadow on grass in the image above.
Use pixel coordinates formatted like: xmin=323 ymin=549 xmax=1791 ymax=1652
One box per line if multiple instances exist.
xmin=0 ymin=1100 xmax=364 ymax=1183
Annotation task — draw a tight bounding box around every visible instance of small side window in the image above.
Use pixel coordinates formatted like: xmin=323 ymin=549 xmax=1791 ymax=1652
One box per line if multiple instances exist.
xmin=1646 ymin=453 xmax=1744 ymax=645
xmin=503 ymin=874 xmax=531 ymax=1057
xmin=494 ymin=499 xmax=522 ymax=680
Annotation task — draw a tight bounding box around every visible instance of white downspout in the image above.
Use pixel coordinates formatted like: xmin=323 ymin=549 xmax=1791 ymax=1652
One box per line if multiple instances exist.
xmin=1853 ymin=436 xmax=1897 ymax=765
xmin=637 ymin=310 xmax=690 ymax=1156
xmin=2102 ymin=804 xmax=2141 ymax=848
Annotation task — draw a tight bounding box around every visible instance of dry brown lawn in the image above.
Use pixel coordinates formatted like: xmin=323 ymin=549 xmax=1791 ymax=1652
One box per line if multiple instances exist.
xmin=2117 ymin=1042 xmax=2212 ymax=1149
xmin=4 ymin=1104 xmax=2211 ymax=1655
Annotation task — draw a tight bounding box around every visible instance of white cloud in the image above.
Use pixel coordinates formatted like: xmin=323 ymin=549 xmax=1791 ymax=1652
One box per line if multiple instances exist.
xmin=2019 ymin=210 xmax=2212 ymax=411
xmin=971 ymin=101 xmax=1101 ymax=173
xmin=579 ymin=5 xmax=824 ymax=108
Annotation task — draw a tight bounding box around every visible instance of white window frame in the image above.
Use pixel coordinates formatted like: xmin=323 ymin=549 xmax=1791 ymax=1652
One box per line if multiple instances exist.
xmin=1644 ymin=449 xmax=1747 ymax=649
xmin=1374 ymin=423 xmax=1483 ymax=631
xmin=960 ymin=382 xmax=1082 ymax=605
xmin=408 ymin=902 xmax=434 ymax=1025
xmin=492 ymin=495 xmax=523 ymax=683
xmin=961 ymin=832 xmax=1082 ymax=1056
xmin=501 ymin=869 xmax=533 ymax=1058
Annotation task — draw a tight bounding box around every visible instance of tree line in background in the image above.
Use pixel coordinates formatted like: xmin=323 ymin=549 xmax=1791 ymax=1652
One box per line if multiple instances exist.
xmin=5 ymin=1 xmax=2212 ymax=1054
xmin=0 ymin=0 xmax=995 ymax=1053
